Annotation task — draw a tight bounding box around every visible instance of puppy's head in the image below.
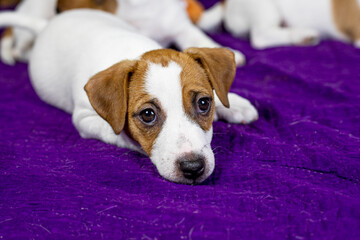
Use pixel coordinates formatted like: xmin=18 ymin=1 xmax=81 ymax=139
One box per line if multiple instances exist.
xmin=85 ymin=48 xmax=235 ymax=184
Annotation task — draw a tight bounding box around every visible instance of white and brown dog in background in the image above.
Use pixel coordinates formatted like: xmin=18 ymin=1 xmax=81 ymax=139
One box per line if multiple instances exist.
xmin=197 ymin=0 xmax=360 ymax=49
xmin=0 ymin=9 xmax=257 ymax=184
xmin=0 ymin=0 xmax=245 ymax=66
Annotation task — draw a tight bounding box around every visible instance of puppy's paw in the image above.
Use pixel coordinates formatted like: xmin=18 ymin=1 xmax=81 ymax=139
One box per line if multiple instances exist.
xmin=354 ymin=39 xmax=360 ymax=48
xmin=215 ymin=93 xmax=258 ymax=124
xmin=291 ymin=28 xmax=320 ymax=46
xmin=1 ymin=37 xmax=16 ymax=65
xmin=229 ymin=48 xmax=246 ymax=67
xmin=1 ymin=50 xmax=16 ymax=65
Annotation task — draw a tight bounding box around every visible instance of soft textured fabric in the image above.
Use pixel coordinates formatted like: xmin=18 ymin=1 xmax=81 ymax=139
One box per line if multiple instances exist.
xmin=0 ymin=1 xmax=360 ymax=239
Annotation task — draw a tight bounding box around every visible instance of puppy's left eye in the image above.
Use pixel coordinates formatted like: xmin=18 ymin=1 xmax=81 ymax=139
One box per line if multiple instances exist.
xmin=197 ymin=97 xmax=211 ymax=115
xmin=139 ymin=108 xmax=156 ymax=125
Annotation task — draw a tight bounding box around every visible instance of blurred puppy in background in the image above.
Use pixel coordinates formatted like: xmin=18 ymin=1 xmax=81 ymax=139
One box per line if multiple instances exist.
xmin=0 ymin=0 xmax=245 ymax=65
xmin=197 ymin=0 xmax=360 ymax=49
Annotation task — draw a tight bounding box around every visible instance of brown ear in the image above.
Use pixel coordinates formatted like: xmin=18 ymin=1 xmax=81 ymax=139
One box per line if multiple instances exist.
xmin=84 ymin=60 xmax=138 ymax=135
xmin=184 ymin=47 xmax=236 ymax=108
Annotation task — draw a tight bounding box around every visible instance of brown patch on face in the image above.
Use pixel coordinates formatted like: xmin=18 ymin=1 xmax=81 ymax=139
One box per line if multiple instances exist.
xmin=126 ymin=61 xmax=166 ymax=156
xmin=140 ymin=49 xmax=222 ymax=132
xmin=85 ymin=59 xmax=164 ymax=156
xmin=179 ymin=57 xmax=215 ymax=132
xmin=127 ymin=49 xmax=218 ymax=154
xmin=57 ymin=0 xmax=118 ymax=14
xmin=86 ymin=48 xmax=235 ymax=156
xmin=332 ymin=0 xmax=360 ymax=42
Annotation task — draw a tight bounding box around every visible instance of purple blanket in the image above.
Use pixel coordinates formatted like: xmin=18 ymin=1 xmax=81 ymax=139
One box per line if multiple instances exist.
xmin=1 ymin=1 xmax=360 ymax=239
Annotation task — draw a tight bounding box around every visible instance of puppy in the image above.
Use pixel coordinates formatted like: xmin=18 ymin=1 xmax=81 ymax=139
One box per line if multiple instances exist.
xmin=197 ymin=0 xmax=360 ymax=49
xmin=0 ymin=9 xmax=258 ymax=184
xmin=0 ymin=0 xmax=245 ymax=66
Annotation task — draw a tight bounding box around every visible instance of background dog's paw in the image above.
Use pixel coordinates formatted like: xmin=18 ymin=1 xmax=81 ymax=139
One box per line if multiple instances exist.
xmin=1 ymin=51 xmax=16 ymax=65
xmin=354 ymin=39 xmax=360 ymax=48
xmin=291 ymin=28 xmax=320 ymax=46
xmin=229 ymin=48 xmax=246 ymax=66
xmin=215 ymin=93 xmax=258 ymax=124
xmin=1 ymin=39 xmax=16 ymax=65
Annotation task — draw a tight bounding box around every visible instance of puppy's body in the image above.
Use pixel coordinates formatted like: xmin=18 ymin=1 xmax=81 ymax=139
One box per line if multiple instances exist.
xmin=30 ymin=10 xmax=156 ymax=115
xmin=0 ymin=10 xmax=258 ymax=184
xmin=198 ymin=0 xmax=360 ymax=49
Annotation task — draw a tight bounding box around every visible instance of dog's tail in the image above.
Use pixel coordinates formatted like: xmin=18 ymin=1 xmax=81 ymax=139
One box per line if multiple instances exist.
xmin=0 ymin=11 xmax=47 ymax=35
xmin=196 ymin=2 xmax=225 ymax=32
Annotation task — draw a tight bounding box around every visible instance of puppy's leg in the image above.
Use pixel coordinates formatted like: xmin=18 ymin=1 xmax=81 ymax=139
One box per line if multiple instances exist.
xmin=2 ymin=0 xmax=57 ymax=63
xmin=0 ymin=28 xmax=16 ymax=65
xmin=251 ymin=27 xmax=320 ymax=49
xmin=214 ymin=92 xmax=258 ymax=124
xmin=72 ymin=107 xmax=142 ymax=152
xmin=175 ymin=24 xmax=246 ymax=66
xmin=250 ymin=0 xmax=319 ymax=49
xmin=11 ymin=28 xmax=35 ymax=62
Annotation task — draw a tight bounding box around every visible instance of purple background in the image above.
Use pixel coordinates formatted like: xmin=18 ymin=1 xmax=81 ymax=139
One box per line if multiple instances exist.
xmin=1 ymin=1 xmax=360 ymax=239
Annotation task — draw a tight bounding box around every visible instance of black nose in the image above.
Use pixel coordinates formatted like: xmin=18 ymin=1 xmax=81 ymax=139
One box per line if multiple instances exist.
xmin=178 ymin=155 xmax=205 ymax=180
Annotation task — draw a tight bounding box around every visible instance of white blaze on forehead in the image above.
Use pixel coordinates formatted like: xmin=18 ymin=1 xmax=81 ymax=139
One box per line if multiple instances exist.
xmin=144 ymin=61 xmax=215 ymax=183
xmin=144 ymin=61 xmax=183 ymax=113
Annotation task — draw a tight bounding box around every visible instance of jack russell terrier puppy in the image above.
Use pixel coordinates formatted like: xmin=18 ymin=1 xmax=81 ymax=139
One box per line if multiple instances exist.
xmin=0 ymin=9 xmax=258 ymax=184
xmin=0 ymin=0 xmax=245 ymax=66
xmin=197 ymin=0 xmax=360 ymax=49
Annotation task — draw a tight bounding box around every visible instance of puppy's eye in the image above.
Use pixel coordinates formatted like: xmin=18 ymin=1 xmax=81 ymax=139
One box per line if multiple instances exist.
xmin=197 ymin=97 xmax=211 ymax=114
xmin=139 ymin=108 xmax=156 ymax=124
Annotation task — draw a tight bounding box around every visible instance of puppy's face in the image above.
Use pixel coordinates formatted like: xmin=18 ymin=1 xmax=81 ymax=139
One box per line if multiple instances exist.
xmin=85 ymin=48 xmax=235 ymax=184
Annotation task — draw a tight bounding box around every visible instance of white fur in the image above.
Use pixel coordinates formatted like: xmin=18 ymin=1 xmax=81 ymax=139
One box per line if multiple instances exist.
xmin=0 ymin=0 xmax=245 ymax=66
xmin=0 ymin=9 xmax=257 ymax=183
xmin=28 ymin=10 xmax=157 ymax=153
xmin=196 ymin=2 xmax=224 ymax=32
xmin=214 ymin=93 xmax=258 ymax=124
xmin=114 ymin=0 xmax=244 ymax=65
xmin=198 ymin=0 xmax=359 ymax=49
xmin=0 ymin=0 xmax=57 ymax=64
xmin=355 ymin=40 xmax=360 ymax=48
xmin=0 ymin=34 xmax=15 ymax=65
xmin=145 ymin=62 xmax=214 ymax=184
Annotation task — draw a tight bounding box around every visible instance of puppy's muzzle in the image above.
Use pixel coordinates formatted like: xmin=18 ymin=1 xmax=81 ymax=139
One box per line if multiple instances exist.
xmin=178 ymin=153 xmax=205 ymax=181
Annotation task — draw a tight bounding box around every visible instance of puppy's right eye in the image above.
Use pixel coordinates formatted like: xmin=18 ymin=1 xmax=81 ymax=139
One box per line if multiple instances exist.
xmin=139 ymin=108 xmax=156 ymax=125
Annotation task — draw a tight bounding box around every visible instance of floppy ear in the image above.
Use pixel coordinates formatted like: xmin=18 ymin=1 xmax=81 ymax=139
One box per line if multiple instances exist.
xmin=184 ymin=47 xmax=236 ymax=108
xmin=84 ymin=60 xmax=138 ymax=135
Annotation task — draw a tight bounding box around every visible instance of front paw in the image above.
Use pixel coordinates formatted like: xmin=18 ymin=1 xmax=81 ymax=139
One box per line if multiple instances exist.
xmin=1 ymin=38 xmax=16 ymax=65
xmin=354 ymin=39 xmax=360 ymax=48
xmin=215 ymin=93 xmax=258 ymax=124
xmin=291 ymin=28 xmax=320 ymax=46
xmin=229 ymin=48 xmax=246 ymax=67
